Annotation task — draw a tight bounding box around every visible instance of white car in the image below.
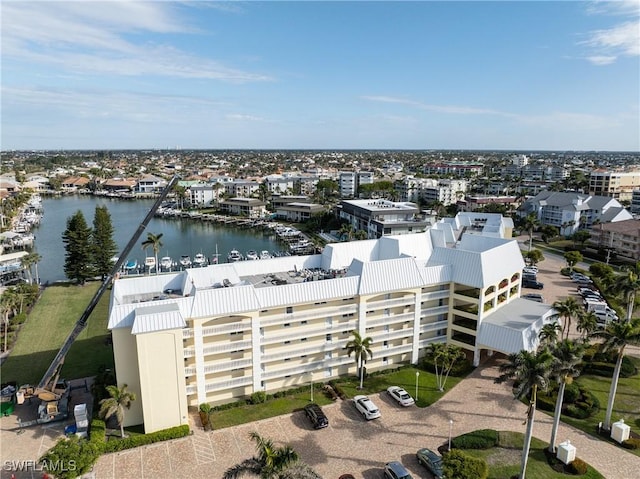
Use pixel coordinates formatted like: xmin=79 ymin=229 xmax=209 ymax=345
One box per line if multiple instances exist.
xmin=353 ymin=395 xmax=381 ymax=420
xmin=387 ymin=386 xmax=415 ymax=407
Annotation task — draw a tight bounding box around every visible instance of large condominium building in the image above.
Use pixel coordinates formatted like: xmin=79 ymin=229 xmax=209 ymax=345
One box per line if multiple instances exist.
xmin=589 ymin=170 xmax=640 ymax=202
xmin=339 ymin=171 xmax=374 ymax=197
xmin=108 ymin=227 xmax=555 ymax=433
xmin=339 ymin=199 xmax=430 ymax=238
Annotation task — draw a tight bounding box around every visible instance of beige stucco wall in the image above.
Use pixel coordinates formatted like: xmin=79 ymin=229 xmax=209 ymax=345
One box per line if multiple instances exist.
xmin=136 ymin=330 xmax=188 ymax=433
xmin=112 ymin=327 xmax=144 ymax=427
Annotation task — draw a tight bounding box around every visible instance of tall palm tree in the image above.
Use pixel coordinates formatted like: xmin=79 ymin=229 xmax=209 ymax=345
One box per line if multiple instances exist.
xmin=590 ymin=318 xmax=640 ymax=429
xmin=538 ymin=322 xmax=562 ymax=346
xmin=552 ymin=297 xmax=581 ymax=340
xmin=345 ymin=330 xmax=373 ymax=390
xmin=141 ymin=232 xmax=163 ymax=275
xmin=576 ymin=310 xmax=599 ymax=339
xmin=0 ymin=289 xmax=18 ymax=352
xmin=547 ymin=339 xmax=585 ymax=453
xmin=222 ymin=432 xmax=320 ymax=479
xmin=613 ymin=262 xmax=640 ymax=322
xmin=338 ymin=223 xmax=355 ymax=242
xmin=495 ymin=348 xmax=553 ymax=479
xmin=523 ymin=214 xmax=539 ymax=252
xmin=98 ymin=384 xmax=137 ymax=438
xmin=20 ymin=252 xmax=41 ymax=285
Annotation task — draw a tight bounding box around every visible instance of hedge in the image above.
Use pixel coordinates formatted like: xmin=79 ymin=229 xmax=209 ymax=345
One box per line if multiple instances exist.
xmin=568 ymin=457 xmax=588 ymax=475
xmin=622 ymin=438 xmax=640 ymax=450
xmin=102 ymin=425 xmax=190 ymax=453
xmin=451 ymin=429 xmax=499 ymax=449
xmin=536 ymin=384 xmax=599 ymax=419
xmin=421 ymin=357 xmax=473 ymax=377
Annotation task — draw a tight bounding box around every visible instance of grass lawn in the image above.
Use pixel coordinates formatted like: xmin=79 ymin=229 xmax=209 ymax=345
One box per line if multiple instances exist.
xmin=461 ymin=431 xmax=604 ymax=479
xmin=334 ymin=366 xmax=465 ymax=407
xmin=1 ymin=282 xmax=114 ymax=385
xmin=558 ymin=356 xmax=640 ymax=458
xmin=210 ymin=388 xmax=335 ymax=429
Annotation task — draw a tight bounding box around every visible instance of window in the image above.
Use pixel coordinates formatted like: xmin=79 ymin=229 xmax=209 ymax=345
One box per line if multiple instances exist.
xmin=286 ymin=306 xmax=293 ymax=314
xmin=383 ymin=340 xmax=389 ymax=348
xmin=301 ymin=320 xmax=307 ymax=325
xmin=284 ymin=340 xmax=291 ymax=344
xmin=301 ymin=337 xmax=307 ymax=342
xmin=284 ymin=358 xmax=290 ymax=362
xmin=326 ymin=334 xmax=332 ymax=342
xmin=284 ymin=323 xmax=290 ymax=327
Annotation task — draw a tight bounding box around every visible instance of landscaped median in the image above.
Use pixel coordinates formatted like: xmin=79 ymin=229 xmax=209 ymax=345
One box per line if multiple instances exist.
xmin=39 ymin=419 xmax=190 ymax=479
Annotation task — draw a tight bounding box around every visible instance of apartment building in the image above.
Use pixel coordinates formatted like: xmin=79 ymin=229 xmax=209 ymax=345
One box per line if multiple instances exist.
xmin=225 ymin=180 xmax=260 ymax=198
xmin=520 ymin=191 xmax=632 ymax=235
xmin=590 ymin=219 xmax=640 ymax=261
xmin=108 ymin=229 xmax=556 ymax=432
xmin=339 ymin=199 xmax=430 ymax=238
xmin=589 ymin=170 xmax=640 ymax=202
xmin=630 ymin=190 xmax=640 ymax=215
xmin=218 ymin=198 xmax=267 ymax=218
xmin=339 ymin=171 xmax=374 ymax=197
xmin=422 ymin=162 xmax=483 ymax=177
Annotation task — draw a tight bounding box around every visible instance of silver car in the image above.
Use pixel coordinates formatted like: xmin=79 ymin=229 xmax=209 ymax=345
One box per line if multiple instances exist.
xmin=353 ymin=395 xmax=381 ymax=420
xmin=387 ymin=386 xmax=415 ymax=406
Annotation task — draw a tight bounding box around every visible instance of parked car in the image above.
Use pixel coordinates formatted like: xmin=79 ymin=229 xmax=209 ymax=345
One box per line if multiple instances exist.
xmin=353 ymin=395 xmax=381 ymax=420
xmin=522 ymin=293 xmax=544 ymax=302
xmin=383 ymin=461 xmax=413 ymax=479
xmin=416 ymin=448 xmax=444 ymax=479
xmin=304 ymin=403 xmax=328 ymax=429
xmin=387 ymin=386 xmax=415 ymax=407
xmin=523 ymin=278 xmax=544 ymax=289
xmin=523 ymin=266 xmax=538 ymax=274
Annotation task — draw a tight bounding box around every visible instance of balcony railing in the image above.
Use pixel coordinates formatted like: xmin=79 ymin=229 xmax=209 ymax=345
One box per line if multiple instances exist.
xmin=452 ymin=316 xmax=478 ymax=331
xmin=260 ymin=304 xmax=358 ymax=326
xmin=365 ymin=296 xmax=416 ymax=310
xmin=454 ymin=288 xmax=480 ymax=299
xmin=183 ymin=320 xmax=252 ymax=339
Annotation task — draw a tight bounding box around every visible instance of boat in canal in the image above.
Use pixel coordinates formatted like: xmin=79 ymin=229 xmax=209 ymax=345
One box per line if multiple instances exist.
xmin=124 ymin=259 xmax=138 ymax=271
xmin=160 ymin=256 xmax=174 ymax=270
xmin=179 ymin=255 xmax=192 ymax=268
xmin=227 ymin=249 xmax=242 ymax=262
xmin=193 ymin=253 xmax=207 ymax=266
xmin=245 ymin=250 xmax=258 ymax=260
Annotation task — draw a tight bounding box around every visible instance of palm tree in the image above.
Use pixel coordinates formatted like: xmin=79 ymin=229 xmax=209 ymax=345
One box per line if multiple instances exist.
xmin=613 ymin=262 xmax=640 ymax=322
xmin=495 ymin=349 xmax=553 ymax=479
xmin=590 ymin=318 xmax=640 ymax=429
xmin=98 ymin=384 xmax=137 ymax=438
xmin=538 ymin=322 xmax=562 ymax=346
xmin=0 ymin=289 xmax=18 ymax=352
xmin=523 ymin=214 xmax=539 ymax=252
xmin=576 ymin=311 xmax=599 ymax=339
xmin=552 ymin=297 xmax=581 ymax=340
xmin=222 ymin=432 xmax=320 ymax=479
xmin=338 ymin=223 xmax=355 ymax=242
xmin=547 ymin=339 xmax=585 ymax=453
xmin=345 ymin=330 xmax=373 ymax=390
xmin=141 ymin=232 xmax=163 ymax=275
xmin=20 ymin=252 xmax=41 ymax=285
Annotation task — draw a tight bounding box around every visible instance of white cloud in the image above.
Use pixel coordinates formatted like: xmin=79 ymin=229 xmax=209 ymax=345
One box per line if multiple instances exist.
xmin=225 ymin=113 xmax=266 ymax=122
xmin=360 ymin=96 xmax=507 ymax=116
xmin=1 ymin=1 xmax=271 ymax=82
xmin=581 ymin=1 xmax=640 ymax=64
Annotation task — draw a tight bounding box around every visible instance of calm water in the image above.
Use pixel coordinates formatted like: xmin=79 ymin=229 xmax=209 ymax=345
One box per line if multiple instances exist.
xmin=32 ymin=196 xmax=283 ymax=283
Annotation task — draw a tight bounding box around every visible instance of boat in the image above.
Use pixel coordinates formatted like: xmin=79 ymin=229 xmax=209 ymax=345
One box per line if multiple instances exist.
xmin=179 ymin=255 xmax=192 ymax=268
xmin=160 ymin=256 xmax=173 ymax=270
xmin=246 ymin=250 xmax=258 ymax=260
xmin=124 ymin=259 xmax=138 ymax=271
xmin=260 ymin=250 xmax=272 ymax=260
xmin=193 ymin=253 xmax=207 ymax=266
xmin=144 ymin=257 xmax=156 ymax=271
xmin=227 ymin=249 xmax=242 ymax=262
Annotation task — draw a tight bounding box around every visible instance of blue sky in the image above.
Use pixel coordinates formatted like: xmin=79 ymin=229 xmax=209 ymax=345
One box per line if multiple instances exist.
xmin=2 ymin=0 xmax=639 ymax=151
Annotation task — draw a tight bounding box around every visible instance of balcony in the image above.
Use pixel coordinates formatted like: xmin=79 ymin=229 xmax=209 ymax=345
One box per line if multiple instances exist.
xmin=453 ymin=303 xmax=478 ymax=315
xmin=261 ymin=321 xmax=357 ymax=345
xmin=420 ymin=290 xmax=450 ymax=301
xmin=366 ymin=311 xmax=414 ymax=327
xmin=183 ymin=320 xmax=252 ymax=339
xmin=260 ymin=304 xmax=358 ymax=326
xmin=452 ymin=316 xmax=478 ymax=332
xmin=454 ymin=288 xmax=480 ymax=299
xmin=365 ymin=296 xmax=416 ymax=310
xmin=451 ymin=331 xmax=476 ymax=347
xmin=420 ymin=305 xmax=449 ymax=317
xmin=183 ymin=340 xmax=253 ymax=358
xmin=184 ymin=358 xmax=253 ymax=377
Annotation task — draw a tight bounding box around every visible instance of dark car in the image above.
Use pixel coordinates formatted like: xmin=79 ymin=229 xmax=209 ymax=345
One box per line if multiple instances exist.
xmin=416 ymin=448 xmax=444 ymax=479
xmin=383 ymin=461 xmax=413 ymax=479
xmin=522 ymin=278 xmax=544 ymax=289
xmin=522 ymin=293 xmax=544 ymax=303
xmin=304 ymin=403 xmax=328 ymax=429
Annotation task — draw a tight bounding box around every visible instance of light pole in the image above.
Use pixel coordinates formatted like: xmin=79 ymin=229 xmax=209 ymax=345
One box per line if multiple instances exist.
xmin=448 ymin=419 xmax=454 ymax=451
xmin=308 ymin=372 xmax=314 ymax=403
xmin=415 ymin=371 xmax=420 ymax=401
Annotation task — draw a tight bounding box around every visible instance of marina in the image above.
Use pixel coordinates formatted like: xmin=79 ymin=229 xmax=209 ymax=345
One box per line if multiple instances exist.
xmin=27 ymin=195 xmax=313 ymax=284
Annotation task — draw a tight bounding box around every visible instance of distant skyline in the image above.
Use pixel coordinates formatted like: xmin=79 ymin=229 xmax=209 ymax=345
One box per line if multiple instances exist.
xmin=1 ymin=1 xmax=639 ymax=151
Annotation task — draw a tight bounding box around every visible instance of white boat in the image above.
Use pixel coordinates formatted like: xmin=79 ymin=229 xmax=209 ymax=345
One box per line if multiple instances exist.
xmin=179 ymin=255 xmax=192 ymax=268
xmin=144 ymin=257 xmax=156 ymax=271
xmin=260 ymin=250 xmax=272 ymax=260
xmin=160 ymin=256 xmax=173 ymax=270
xmin=193 ymin=253 xmax=207 ymax=266
xmin=246 ymin=250 xmax=258 ymax=260
xmin=227 ymin=249 xmax=242 ymax=262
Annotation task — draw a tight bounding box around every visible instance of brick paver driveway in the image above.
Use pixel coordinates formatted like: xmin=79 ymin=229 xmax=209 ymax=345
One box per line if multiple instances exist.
xmin=90 ymin=358 xmax=640 ymax=479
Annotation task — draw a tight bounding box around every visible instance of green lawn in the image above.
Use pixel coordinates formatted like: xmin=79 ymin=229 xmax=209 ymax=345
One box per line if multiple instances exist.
xmin=461 ymin=431 xmax=604 ymax=479
xmin=557 ymin=356 xmax=640 ymax=457
xmin=1 ymin=282 xmax=114 ymax=385
xmin=334 ymin=366 xmax=464 ymax=407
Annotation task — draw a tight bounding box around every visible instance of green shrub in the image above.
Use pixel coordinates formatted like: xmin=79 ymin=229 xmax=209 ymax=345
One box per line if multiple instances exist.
xmin=89 ymin=419 xmax=106 ymax=448
xmin=451 ymin=429 xmax=499 ymax=449
xmin=421 ymin=357 xmax=473 ymax=377
xmin=563 ymin=383 xmax=580 ymax=403
xmin=583 ymin=357 xmax=637 ymax=378
xmin=565 ymin=404 xmax=590 ymax=419
xmin=536 ymin=393 xmax=556 ymax=412
xmin=40 ymin=435 xmax=100 ymax=479
xmin=12 ymin=312 xmax=27 ymax=325
xmin=567 ymin=457 xmax=588 ymax=475
xmin=250 ymin=391 xmax=267 ymax=404
xmin=102 ymin=425 xmax=190 ymax=453
xmin=443 ymin=449 xmax=489 ymax=479
xmin=199 ymin=403 xmax=212 ymax=413
xmin=622 ymin=438 xmax=640 ymax=450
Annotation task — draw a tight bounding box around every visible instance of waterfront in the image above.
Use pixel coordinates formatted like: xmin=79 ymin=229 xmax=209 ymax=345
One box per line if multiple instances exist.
xmin=32 ymin=196 xmax=283 ymax=283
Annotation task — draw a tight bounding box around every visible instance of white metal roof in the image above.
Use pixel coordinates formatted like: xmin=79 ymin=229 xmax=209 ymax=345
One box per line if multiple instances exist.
xmin=352 ymin=257 xmax=425 ymax=295
xmin=476 ymin=298 xmax=557 ymax=354
xmin=255 ymin=276 xmax=359 ymax=308
xmin=131 ymin=303 xmax=185 ymax=335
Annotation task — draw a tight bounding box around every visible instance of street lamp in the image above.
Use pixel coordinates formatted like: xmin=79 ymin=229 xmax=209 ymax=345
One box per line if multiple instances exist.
xmin=415 ymin=371 xmax=420 ymax=401
xmin=448 ymin=419 xmax=454 ymax=451
xmin=308 ymin=372 xmax=314 ymax=403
